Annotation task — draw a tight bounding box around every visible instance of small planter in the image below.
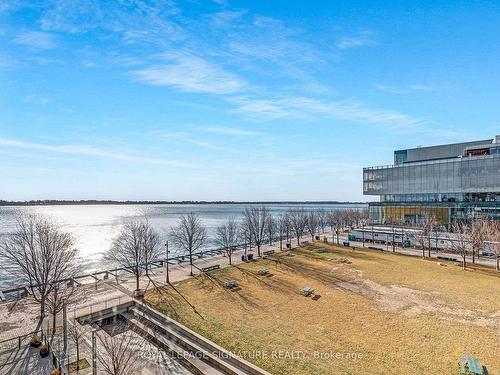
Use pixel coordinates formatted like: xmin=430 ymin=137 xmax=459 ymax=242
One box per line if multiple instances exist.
xmin=133 ymin=289 xmax=145 ymax=298
xmin=30 ymin=336 xmax=42 ymax=348
xmin=39 ymin=344 xmax=50 ymax=358
xmin=224 ymin=280 xmax=238 ymax=289
xmin=258 ymin=268 xmax=269 ymax=276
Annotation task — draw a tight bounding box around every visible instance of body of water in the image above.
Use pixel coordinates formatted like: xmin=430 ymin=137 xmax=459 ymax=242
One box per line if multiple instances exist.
xmin=0 ymin=203 xmax=366 ymax=289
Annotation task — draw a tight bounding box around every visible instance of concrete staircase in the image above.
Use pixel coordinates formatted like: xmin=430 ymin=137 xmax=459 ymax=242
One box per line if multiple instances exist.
xmin=124 ymin=302 xmax=270 ymax=375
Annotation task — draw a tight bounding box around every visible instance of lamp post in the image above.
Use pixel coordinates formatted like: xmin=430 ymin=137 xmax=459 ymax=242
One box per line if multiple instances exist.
xmin=92 ymin=328 xmax=97 ymax=375
xmin=165 ymin=241 xmax=170 ymax=284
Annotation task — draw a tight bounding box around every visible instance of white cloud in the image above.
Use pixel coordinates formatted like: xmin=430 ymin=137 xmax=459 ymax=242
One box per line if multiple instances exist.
xmin=231 ymin=96 xmax=425 ymax=130
xmin=13 ymin=31 xmax=57 ymax=50
xmin=197 ymin=127 xmax=262 ymax=136
xmin=132 ymin=54 xmax=246 ymax=94
xmin=336 ymin=32 xmax=376 ymax=49
xmin=0 ymin=138 xmax=193 ymax=168
xmin=24 ymin=94 xmax=52 ymax=105
xmin=375 ymin=83 xmax=435 ymax=94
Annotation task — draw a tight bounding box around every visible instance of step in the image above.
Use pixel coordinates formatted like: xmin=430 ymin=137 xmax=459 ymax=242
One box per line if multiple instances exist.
xmin=128 ymin=307 xmax=249 ymax=375
xmin=122 ymin=312 xmax=225 ymax=375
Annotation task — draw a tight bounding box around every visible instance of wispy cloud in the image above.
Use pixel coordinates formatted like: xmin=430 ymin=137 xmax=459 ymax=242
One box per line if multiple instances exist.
xmin=336 ymin=32 xmax=376 ymax=49
xmin=374 ymin=83 xmax=434 ymax=94
xmin=231 ymin=96 xmax=425 ymax=130
xmin=154 ymin=130 xmax=244 ymax=153
xmin=132 ymin=53 xmax=246 ymax=94
xmin=0 ymin=138 xmax=193 ymax=168
xmin=197 ymin=127 xmax=263 ymax=136
xmin=13 ymin=31 xmax=57 ymax=50
xmin=24 ymin=94 xmax=52 ymax=105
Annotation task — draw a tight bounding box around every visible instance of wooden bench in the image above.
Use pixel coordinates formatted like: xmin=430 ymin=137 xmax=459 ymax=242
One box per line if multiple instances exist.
xmin=437 ymin=255 xmax=458 ymax=262
xmin=201 ymin=264 xmax=220 ymax=273
xmin=262 ymin=250 xmax=275 ymax=257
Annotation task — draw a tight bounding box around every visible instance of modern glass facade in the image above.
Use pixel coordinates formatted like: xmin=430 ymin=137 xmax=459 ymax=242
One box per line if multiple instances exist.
xmin=364 ymin=137 xmax=500 ymax=226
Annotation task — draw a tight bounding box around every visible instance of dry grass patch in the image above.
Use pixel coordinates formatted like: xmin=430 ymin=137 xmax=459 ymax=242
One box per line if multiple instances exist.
xmin=145 ymin=244 xmax=500 ymax=375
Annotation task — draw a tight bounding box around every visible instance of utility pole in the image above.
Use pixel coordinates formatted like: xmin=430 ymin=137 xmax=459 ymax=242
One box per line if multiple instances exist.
xmin=165 ymin=241 xmax=170 ymax=284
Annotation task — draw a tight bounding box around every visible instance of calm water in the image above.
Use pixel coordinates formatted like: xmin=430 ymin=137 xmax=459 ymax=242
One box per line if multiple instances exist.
xmin=0 ymin=203 xmax=366 ymax=288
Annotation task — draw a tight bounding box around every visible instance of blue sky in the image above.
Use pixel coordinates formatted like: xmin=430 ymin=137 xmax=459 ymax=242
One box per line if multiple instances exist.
xmin=1 ymin=0 xmax=500 ymax=201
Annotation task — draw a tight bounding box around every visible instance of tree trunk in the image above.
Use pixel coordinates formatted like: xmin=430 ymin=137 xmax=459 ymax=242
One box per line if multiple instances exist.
xmin=462 ymin=255 xmax=466 ymax=270
xmin=296 ymin=236 xmax=300 ymax=246
xmin=496 ymin=256 xmax=499 ymax=271
xmin=135 ymin=273 xmax=140 ymax=291
xmin=189 ymin=252 xmax=193 ymax=276
xmin=280 ymin=238 xmax=282 ymax=250
xmin=472 ymin=248 xmax=476 ymax=264
xmin=257 ymin=244 xmax=261 ymax=257
xmin=52 ymin=312 xmax=57 ymax=334
xmin=40 ymin=299 xmax=46 ymax=319
xmin=76 ymin=344 xmax=80 ymax=370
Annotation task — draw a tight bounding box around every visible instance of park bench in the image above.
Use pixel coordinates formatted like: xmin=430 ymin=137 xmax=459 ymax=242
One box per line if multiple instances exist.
xmin=262 ymin=250 xmax=275 ymax=257
xmin=201 ymin=264 xmax=220 ymax=273
xmin=241 ymin=253 xmax=254 ymax=261
xmin=437 ymin=255 xmax=458 ymax=262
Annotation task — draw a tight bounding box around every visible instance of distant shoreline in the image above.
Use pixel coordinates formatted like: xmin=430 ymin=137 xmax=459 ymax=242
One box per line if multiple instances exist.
xmin=0 ymin=200 xmax=370 ymax=207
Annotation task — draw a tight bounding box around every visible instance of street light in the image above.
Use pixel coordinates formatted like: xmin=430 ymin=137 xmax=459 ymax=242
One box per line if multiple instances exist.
xmin=165 ymin=241 xmax=170 ymax=284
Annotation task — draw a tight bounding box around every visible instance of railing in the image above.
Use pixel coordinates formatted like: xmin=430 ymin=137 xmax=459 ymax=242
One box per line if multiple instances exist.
xmin=69 ymin=294 xmax=132 ymax=319
xmin=0 ymin=329 xmax=42 ymax=354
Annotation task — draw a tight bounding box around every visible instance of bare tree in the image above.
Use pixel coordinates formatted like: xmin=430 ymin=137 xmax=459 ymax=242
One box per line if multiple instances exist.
xmin=306 ymin=211 xmax=319 ymax=241
xmin=317 ymin=209 xmax=329 ymax=235
xmin=67 ymin=320 xmax=85 ymax=371
xmin=170 ymin=213 xmax=207 ymax=276
xmin=104 ymin=220 xmax=162 ymax=291
xmin=288 ymin=208 xmax=308 ymax=245
xmin=96 ymin=326 xmax=142 ymax=375
xmin=0 ymin=214 xmax=78 ymax=318
xmin=329 ymin=210 xmax=342 ymax=245
xmin=410 ymin=214 xmax=436 ymax=258
xmin=214 ymin=217 xmax=239 ymax=265
xmin=276 ymin=213 xmax=288 ymax=251
xmin=450 ymin=221 xmax=471 ymax=270
xmin=46 ymin=283 xmax=86 ymax=334
xmin=242 ymin=206 xmax=269 ymax=256
xmin=487 ymin=221 xmax=500 ymax=271
xmin=468 ymin=217 xmax=489 ymax=264
xmin=266 ymin=214 xmax=276 ymax=246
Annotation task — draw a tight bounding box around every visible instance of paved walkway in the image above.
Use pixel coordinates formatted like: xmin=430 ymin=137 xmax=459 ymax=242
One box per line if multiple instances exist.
xmin=330 ymin=233 xmax=499 ymax=268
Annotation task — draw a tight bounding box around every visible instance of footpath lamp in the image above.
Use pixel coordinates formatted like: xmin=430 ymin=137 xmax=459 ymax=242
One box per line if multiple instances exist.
xmin=165 ymin=241 xmax=170 ymax=284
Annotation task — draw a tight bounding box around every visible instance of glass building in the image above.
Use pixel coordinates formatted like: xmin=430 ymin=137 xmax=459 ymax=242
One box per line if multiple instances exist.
xmin=363 ymin=136 xmax=500 ymax=226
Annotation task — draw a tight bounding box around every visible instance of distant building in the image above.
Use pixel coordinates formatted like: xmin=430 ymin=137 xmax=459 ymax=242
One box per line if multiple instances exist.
xmin=363 ymin=135 xmax=500 ymax=226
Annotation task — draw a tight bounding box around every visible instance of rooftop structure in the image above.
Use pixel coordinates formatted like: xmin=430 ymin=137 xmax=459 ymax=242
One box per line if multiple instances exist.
xmin=363 ymin=135 xmax=500 ymax=226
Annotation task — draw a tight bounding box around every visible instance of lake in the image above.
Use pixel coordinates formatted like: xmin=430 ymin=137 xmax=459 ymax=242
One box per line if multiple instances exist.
xmin=0 ymin=203 xmax=366 ymax=288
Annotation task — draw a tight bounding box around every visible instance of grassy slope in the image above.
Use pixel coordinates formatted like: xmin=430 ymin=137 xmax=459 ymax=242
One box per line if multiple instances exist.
xmin=145 ymin=244 xmax=500 ymax=375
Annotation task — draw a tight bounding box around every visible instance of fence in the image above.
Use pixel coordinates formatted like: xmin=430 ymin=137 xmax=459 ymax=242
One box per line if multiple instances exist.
xmin=0 ymin=329 xmax=42 ymax=354
xmin=69 ymin=294 xmax=132 ymax=320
